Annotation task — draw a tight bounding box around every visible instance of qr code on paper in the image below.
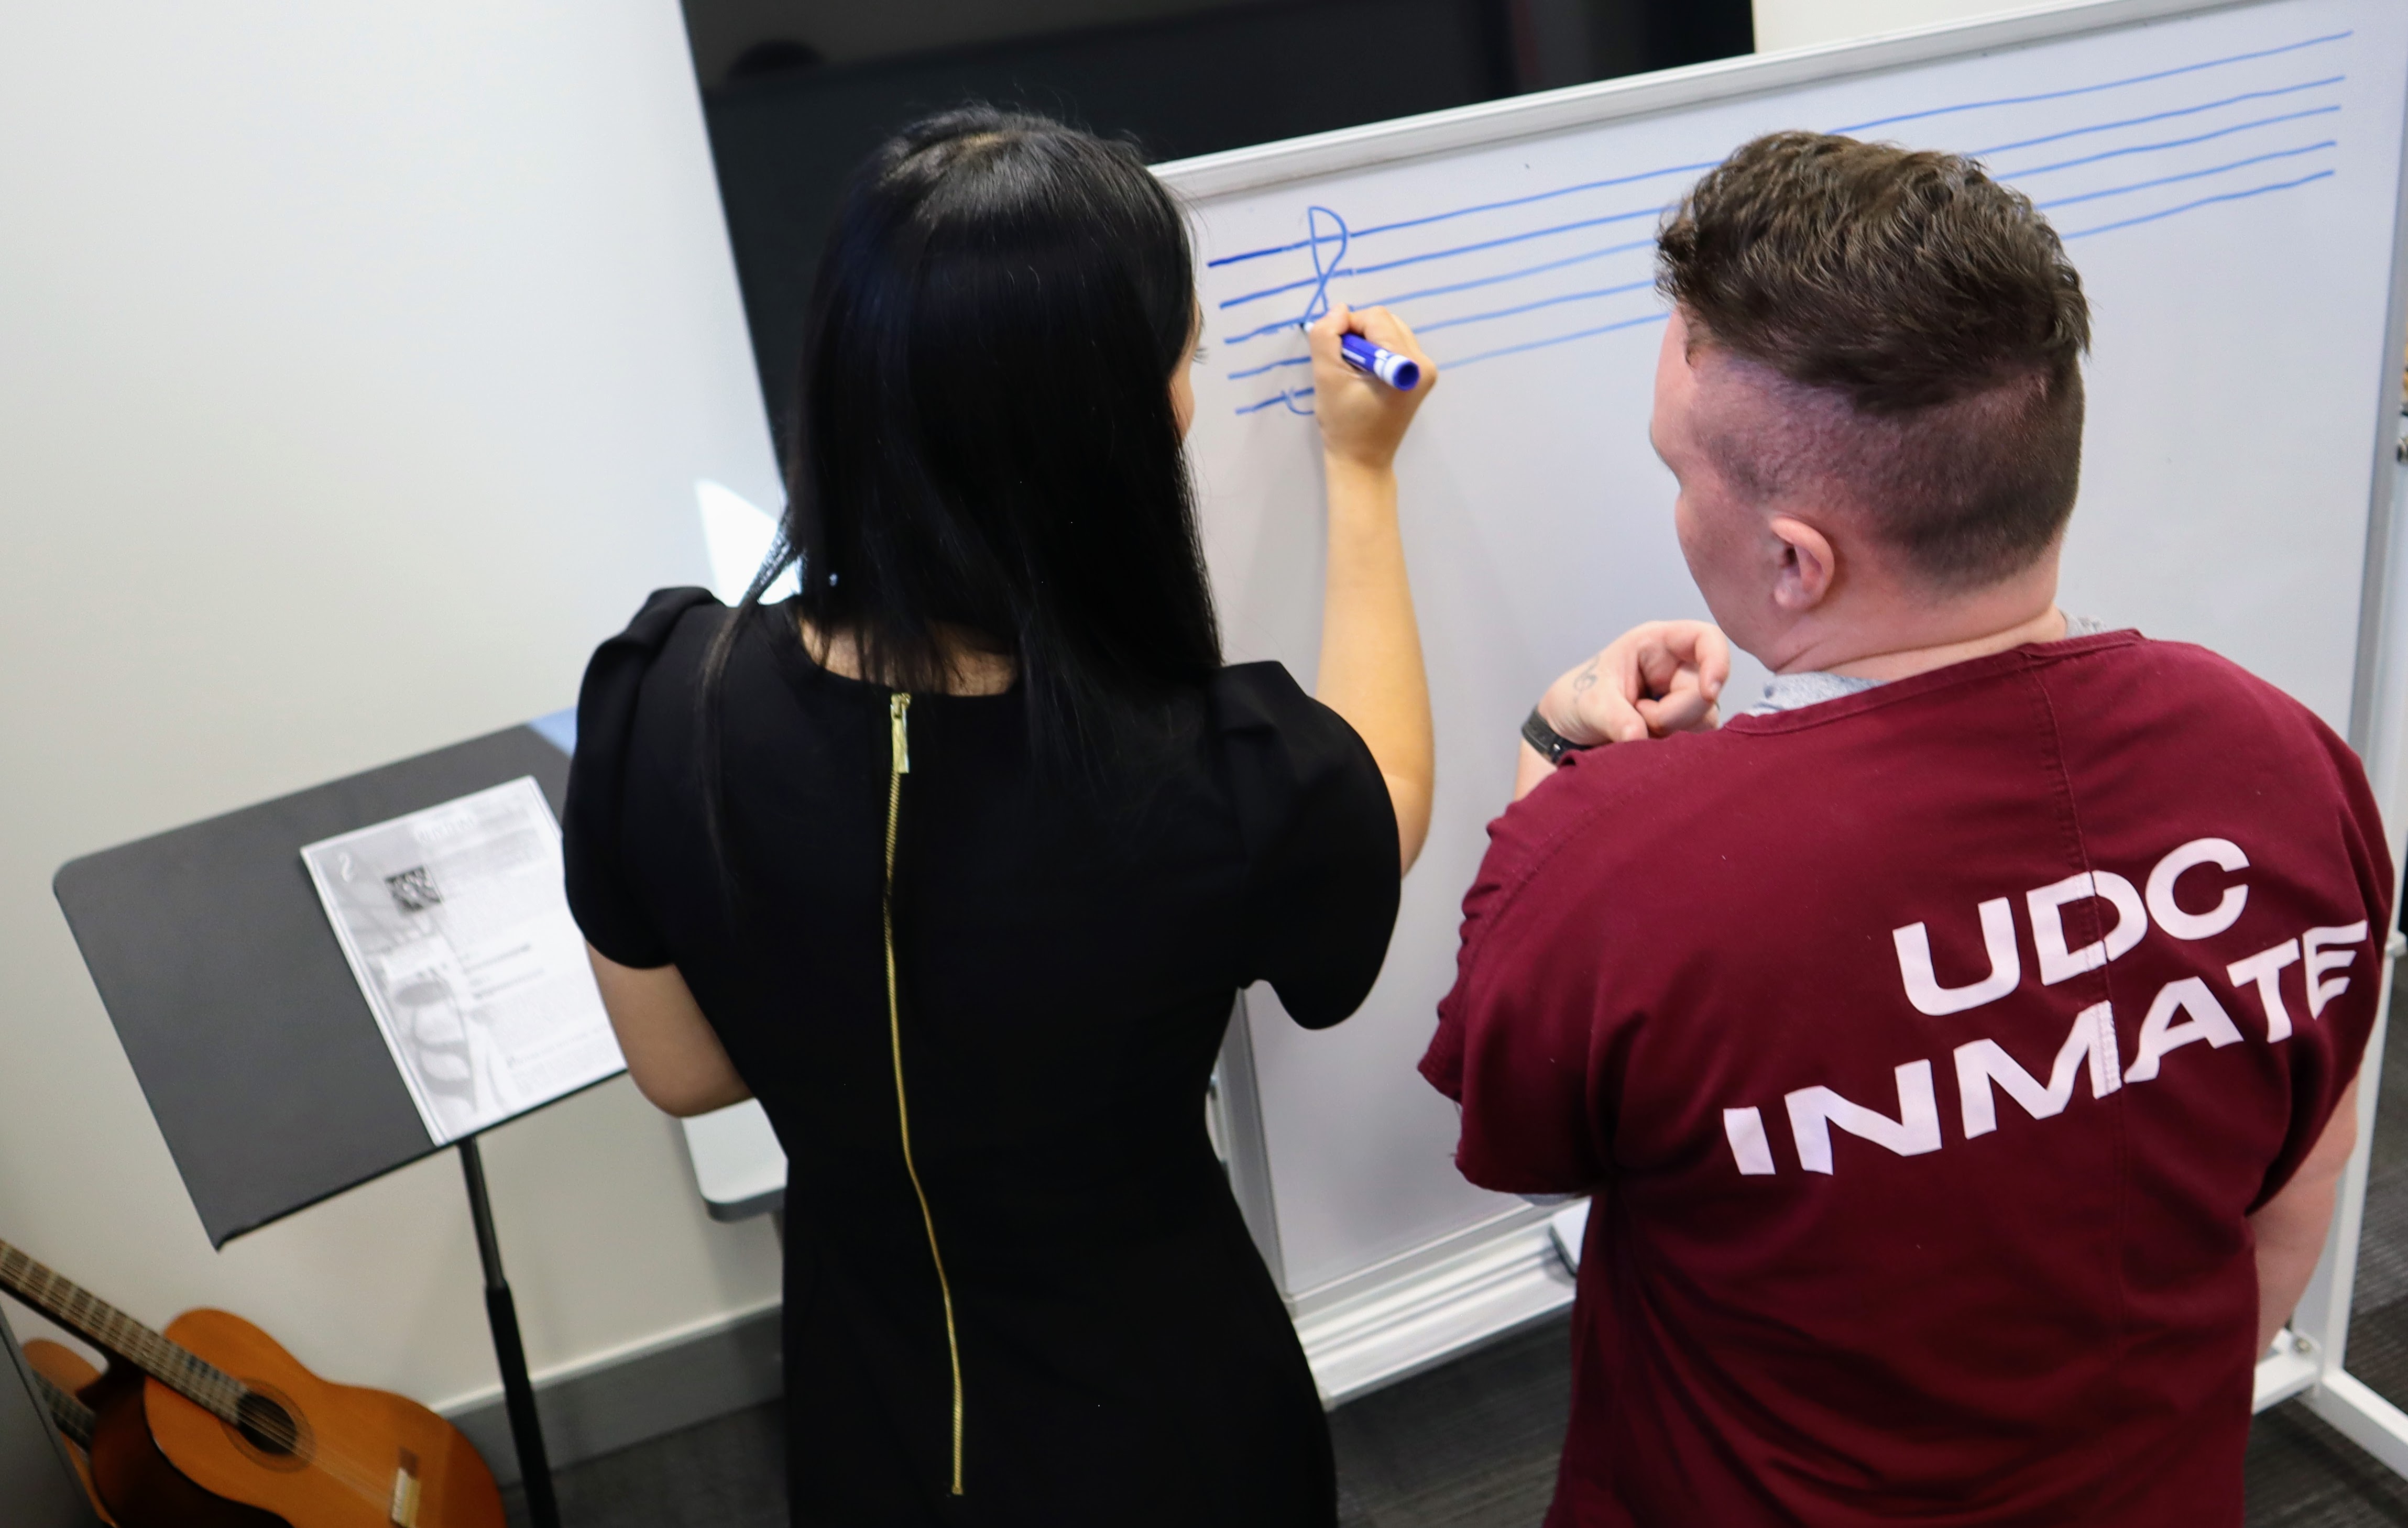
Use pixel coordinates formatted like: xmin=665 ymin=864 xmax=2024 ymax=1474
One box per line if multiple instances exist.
xmin=385 ymin=866 xmax=442 ymax=913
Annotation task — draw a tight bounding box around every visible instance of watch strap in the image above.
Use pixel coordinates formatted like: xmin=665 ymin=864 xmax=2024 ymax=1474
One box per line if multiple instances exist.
xmin=1522 ymin=707 xmax=1592 ymax=765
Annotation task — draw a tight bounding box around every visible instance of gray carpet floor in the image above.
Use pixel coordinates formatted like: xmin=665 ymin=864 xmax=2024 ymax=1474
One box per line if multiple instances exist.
xmin=503 ymin=1328 xmax=2408 ymax=1528
xmin=507 ymin=976 xmax=2408 ymax=1526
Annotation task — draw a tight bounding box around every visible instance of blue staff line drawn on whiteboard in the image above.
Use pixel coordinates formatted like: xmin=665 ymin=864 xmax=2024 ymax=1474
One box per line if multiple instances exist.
xmin=1220 ymin=27 xmax=2350 ymax=416
xmin=1218 ymin=203 xmax=1665 ymax=313
xmin=1963 ymin=74 xmax=2345 ymax=159
xmin=1447 ymin=312 xmax=1671 ymax=371
xmin=1236 ymin=386 xmax=1317 ymax=416
xmin=1205 ymin=158 xmax=1719 ymax=268
xmin=1361 ymin=237 xmax=1657 ymax=311
xmin=2036 ymin=140 xmax=2335 ymax=212
xmin=1411 ymin=278 xmax=1659 ymax=338
xmin=1213 ymin=41 xmax=2340 ymax=281
xmin=1218 ymin=230 xmax=1658 ymax=344
xmin=1228 ymin=278 xmax=1662 ymax=393
xmin=1994 ymin=104 xmax=2338 ymax=178
xmin=1238 ymin=311 xmax=1674 ymax=403
xmin=1827 ymin=29 xmax=2348 ymax=135
xmin=1221 ymin=71 xmax=2344 ymax=332
xmin=2059 ymin=167 xmax=2336 ymax=240
xmin=1227 ymin=355 xmax=1312 ymax=383
xmin=1213 ymin=73 xmax=2349 ymax=314
xmin=1205 ymin=34 xmax=2348 ymax=273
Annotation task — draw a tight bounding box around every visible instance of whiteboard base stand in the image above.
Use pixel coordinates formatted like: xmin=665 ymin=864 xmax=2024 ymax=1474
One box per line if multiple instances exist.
xmin=1541 ymin=1204 xmax=2333 ymax=1414
xmin=2266 ymin=935 xmax=2408 ymax=1456
xmin=1291 ymin=1205 xmax=1574 ymax=1406
xmin=2256 ymin=1332 xmax=2321 ymax=1413
xmin=460 ymin=1139 xmax=561 ymax=1528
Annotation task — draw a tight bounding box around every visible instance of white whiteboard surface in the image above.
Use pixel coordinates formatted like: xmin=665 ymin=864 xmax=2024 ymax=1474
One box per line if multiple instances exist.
xmin=1165 ymin=0 xmax=2408 ymax=1300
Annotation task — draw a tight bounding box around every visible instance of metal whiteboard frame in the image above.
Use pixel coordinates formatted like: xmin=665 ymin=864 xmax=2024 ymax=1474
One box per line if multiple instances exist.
xmin=1166 ymin=0 xmax=2408 ymax=1447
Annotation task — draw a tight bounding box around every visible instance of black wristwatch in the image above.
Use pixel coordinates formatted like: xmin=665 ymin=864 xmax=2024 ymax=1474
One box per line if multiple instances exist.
xmin=1521 ymin=707 xmax=1593 ymax=765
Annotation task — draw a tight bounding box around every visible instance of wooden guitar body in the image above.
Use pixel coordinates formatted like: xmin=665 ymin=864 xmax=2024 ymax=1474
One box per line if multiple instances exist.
xmin=23 ymin=1337 xmax=103 ymax=1395
xmin=135 ymin=1310 xmax=504 ymax=1528
xmin=89 ymin=1366 xmax=282 ymax=1527
xmin=24 ymin=1340 xmax=272 ymax=1526
xmin=22 ymin=1340 xmax=117 ymax=1525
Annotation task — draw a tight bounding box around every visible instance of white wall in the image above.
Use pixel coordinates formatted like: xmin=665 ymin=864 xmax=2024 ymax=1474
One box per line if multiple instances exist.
xmin=1753 ymin=0 xmax=2039 ymax=51
xmin=0 ymin=3 xmax=786 ymax=1413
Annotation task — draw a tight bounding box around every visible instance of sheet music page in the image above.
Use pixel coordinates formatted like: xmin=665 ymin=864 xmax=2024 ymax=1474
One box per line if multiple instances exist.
xmin=301 ymin=777 xmax=624 ymax=1143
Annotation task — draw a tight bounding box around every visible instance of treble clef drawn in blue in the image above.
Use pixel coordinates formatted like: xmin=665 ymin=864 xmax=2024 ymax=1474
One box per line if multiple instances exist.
xmin=1265 ymin=205 xmax=1351 ymax=416
xmin=1299 ymin=205 xmax=1351 ymax=324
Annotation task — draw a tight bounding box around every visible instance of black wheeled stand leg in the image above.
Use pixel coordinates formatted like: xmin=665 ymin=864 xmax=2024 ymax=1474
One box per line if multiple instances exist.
xmin=459 ymin=1138 xmax=561 ymax=1528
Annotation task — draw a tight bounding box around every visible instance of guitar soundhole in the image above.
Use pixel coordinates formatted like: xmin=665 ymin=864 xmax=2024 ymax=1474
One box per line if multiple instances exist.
xmin=219 ymin=1380 xmax=311 ymax=1471
xmin=236 ymin=1392 xmax=300 ymax=1456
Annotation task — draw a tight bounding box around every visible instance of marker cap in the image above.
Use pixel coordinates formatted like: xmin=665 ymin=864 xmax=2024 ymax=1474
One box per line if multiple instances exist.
xmin=1340 ymin=333 xmax=1422 ymax=391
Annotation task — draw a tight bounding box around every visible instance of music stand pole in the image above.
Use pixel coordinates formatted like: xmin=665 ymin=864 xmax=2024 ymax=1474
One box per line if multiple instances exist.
xmin=459 ymin=1138 xmax=561 ymax=1528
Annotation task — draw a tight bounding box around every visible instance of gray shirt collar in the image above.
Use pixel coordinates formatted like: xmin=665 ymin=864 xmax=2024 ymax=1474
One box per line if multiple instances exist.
xmin=1748 ymin=614 xmax=2106 ymax=716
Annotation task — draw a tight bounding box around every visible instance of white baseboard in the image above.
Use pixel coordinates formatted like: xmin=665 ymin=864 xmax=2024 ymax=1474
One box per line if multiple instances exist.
xmin=433 ymin=1222 xmax=2361 ymax=1490
xmin=441 ymin=1298 xmax=783 ymax=1487
xmin=1292 ymin=1205 xmax=1577 ymax=1405
xmin=438 ymin=1211 xmax=1580 ymax=1483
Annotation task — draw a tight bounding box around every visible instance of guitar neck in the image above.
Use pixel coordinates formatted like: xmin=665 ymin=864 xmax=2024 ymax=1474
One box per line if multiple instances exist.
xmin=25 ymin=1364 xmax=95 ymax=1450
xmin=0 ymin=1240 xmax=244 ymax=1425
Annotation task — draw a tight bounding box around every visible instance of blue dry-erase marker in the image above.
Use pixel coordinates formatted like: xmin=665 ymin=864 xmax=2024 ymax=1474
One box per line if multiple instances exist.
xmin=1340 ymin=333 xmax=1422 ymax=391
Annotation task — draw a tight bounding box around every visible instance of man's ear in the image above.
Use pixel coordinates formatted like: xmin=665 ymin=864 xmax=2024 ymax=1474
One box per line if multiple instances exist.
xmin=1767 ymin=514 xmax=1836 ymax=612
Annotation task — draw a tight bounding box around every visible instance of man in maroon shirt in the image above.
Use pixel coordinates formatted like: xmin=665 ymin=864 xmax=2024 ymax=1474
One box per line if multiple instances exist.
xmin=1423 ymin=131 xmax=2394 ymax=1525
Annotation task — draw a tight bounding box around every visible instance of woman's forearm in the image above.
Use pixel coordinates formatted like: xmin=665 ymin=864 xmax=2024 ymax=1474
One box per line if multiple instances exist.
xmin=1317 ymin=454 xmax=1433 ymax=872
xmin=587 ymin=944 xmax=753 ymax=1117
xmin=1300 ymin=302 xmax=1435 ymax=870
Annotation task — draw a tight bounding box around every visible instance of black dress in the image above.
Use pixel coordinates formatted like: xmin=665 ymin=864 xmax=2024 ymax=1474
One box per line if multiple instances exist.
xmin=562 ymin=589 xmax=1400 ymax=1527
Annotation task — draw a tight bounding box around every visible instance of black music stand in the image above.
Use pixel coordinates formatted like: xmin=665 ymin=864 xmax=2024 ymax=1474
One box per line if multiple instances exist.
xmin=52 ymin=712 xmax=598 ymax=1528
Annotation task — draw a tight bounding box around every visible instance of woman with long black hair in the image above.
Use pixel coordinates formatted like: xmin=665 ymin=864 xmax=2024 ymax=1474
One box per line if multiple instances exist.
xmin=563 ymin=108 xmax=1433 ymax=1525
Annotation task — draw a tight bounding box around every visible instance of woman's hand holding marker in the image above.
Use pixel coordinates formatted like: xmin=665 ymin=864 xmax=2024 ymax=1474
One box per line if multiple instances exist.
xmin=1308 ymin=304 xmax=1436 ymax=471
xmin=1305 ymin=302 xmax=1437 ymax=873
xmin=1340 ymin=334 xmax=1421 ymax=390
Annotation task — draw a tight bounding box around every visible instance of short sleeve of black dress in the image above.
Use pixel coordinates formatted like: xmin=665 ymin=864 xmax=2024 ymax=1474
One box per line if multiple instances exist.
xmin=561 ymin=586 xmax=718 ymax=971
xmin=1211 ymin=662 xmax=1402 ymax=1028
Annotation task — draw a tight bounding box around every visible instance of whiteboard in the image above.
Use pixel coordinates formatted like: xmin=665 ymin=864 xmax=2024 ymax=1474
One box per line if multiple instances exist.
xmin=1165 ymin=0 xmax=2408 ymax=1299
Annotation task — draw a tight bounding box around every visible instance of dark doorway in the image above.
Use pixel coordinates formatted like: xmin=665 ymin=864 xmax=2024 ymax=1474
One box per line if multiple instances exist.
xmin=681 ymin=0 xmax=1753 ymax=436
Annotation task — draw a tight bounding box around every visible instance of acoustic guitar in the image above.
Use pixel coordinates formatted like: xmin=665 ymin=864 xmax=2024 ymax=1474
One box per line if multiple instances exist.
xmin=25 ymin=1338 xmax=118 ymax=1523
xmin=0 ymin=1240 xmax=503 ymax=1528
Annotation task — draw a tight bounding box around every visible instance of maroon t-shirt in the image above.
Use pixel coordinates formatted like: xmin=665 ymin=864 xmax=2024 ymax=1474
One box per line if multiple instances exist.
xmin=1423 ymin=632 xmax=2392 ymax=1525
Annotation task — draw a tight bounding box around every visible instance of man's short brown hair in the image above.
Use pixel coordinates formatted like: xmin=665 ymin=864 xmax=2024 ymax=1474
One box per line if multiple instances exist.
xmin=1657 ymin=131 xmax=2092 ymax=587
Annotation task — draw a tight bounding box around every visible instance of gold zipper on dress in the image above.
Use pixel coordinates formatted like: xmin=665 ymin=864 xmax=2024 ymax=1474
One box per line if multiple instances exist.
xmin=885 ymin=691 xmax=965 ymax=1496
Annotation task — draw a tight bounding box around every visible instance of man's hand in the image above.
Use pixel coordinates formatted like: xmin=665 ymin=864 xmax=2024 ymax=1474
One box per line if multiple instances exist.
xmin=1546 ymin=620 xmax=1732 ymax=744
xmin=1515 ymin=621 xmax=1731 ymax=800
